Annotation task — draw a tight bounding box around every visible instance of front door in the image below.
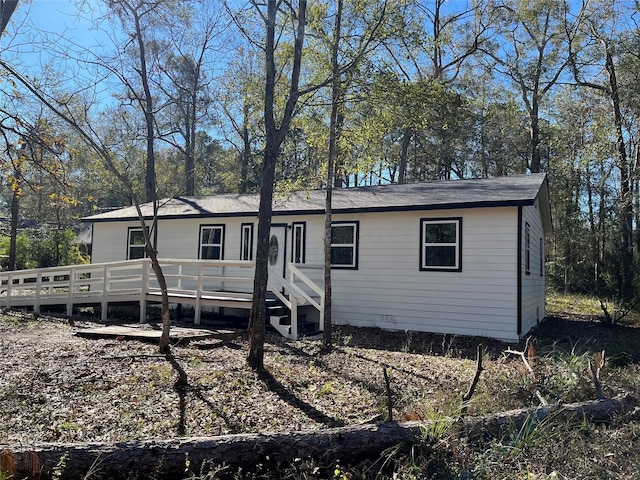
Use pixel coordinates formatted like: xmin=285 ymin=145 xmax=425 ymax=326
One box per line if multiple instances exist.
xmin=268 ymin=224 xmax=287 ymax=286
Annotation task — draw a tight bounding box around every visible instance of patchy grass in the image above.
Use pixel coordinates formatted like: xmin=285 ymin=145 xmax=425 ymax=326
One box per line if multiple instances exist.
xmin=547 ymin=292 xmax=640 ymax=326
xmin=546 ymin=292 xmax=603 ymax=316
xmin=0 ymin=295 xmax=639 ymax=479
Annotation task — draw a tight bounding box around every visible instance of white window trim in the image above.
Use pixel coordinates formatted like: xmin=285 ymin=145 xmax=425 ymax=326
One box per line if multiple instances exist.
xmin=330 ymin=221 xmax=358 ymax=269
xmin=127 ymin=227 xmax=147 ymax=260
xmin=199 ymin=225 xmax=225 ymax=260
xmin=420 ymin=218 xmax=462 ymax=272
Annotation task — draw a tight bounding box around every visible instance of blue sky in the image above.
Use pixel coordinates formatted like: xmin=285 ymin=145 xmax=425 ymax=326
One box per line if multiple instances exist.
xmin=5 ymin=0 xmax=108 ymax=61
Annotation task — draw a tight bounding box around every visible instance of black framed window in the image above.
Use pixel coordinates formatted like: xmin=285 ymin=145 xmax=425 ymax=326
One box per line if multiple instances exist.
xmin=539 ymin=237 xmax=544 ymax=277
xmin=199 ymin=225 xmax=224 ymax=260
xmin=127 ymin=227 xmax=147 ymax=260
xmin=292 ymin=222 xmax=306 ymax=264
xmin=420 ymin=218 xmax=462 ymax=271
xmin=240 ymin=223 xmax=253 ymax=261
xmin=331 ymin=221 xmax=358 ymax=269
xmin=525 ymin=222 xmax=531 ymax=275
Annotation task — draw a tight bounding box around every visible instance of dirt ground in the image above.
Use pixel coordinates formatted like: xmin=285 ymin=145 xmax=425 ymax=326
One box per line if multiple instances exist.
xmin=0 ymin=308 xmax=638 ymax=447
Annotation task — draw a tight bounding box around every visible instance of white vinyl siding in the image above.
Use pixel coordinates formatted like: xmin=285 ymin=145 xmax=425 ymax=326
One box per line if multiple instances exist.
xmin=521 ymin=203 xmax=546 ymax=336
xmin=328 ymin=208 xmax=521 ymax=341
xmin=89 ymin=202 xmax=547 ymax=341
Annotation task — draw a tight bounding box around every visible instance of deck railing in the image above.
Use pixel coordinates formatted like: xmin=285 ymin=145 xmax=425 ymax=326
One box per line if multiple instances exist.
xmin=0 ymin=259 xmax=324 ymax=339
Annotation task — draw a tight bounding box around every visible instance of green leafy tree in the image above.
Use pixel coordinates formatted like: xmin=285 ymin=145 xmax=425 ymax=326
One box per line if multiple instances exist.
xmin=479 ymin=0 xmax=571 ymax=173
xmin=568 ymin=0 xmax=636 ymax=302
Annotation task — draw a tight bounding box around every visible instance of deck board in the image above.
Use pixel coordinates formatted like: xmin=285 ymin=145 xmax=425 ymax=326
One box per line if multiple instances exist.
xmin=74 ymin=325 xmax=243 ymax=342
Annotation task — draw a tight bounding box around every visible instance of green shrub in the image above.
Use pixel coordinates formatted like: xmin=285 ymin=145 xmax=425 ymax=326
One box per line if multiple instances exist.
xmin=0 ymin=228 xmax=88 ymax=269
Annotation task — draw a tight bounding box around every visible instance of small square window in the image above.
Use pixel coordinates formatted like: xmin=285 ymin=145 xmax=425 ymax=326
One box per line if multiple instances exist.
xmin=420 ymin=218 xmax=461 ymax=271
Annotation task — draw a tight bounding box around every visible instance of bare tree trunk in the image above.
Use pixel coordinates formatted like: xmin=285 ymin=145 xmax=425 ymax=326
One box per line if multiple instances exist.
xmin=3 ymin=394 xmax=637 ymax=480
xmin=0 ymin=0 xmax=18 ymax=35
xmin=185 ymin=100 xmax=195 ymax=196
xmin=125 ymin=2 xmax=172 ymax=344
xmin=586 ymin=164 xmax=600 ymax=295
xmin=7 ymin=187 xmax=19 ymax=271
xmin=398 ymin=127 xmax=411 ymax=184
xmin=247 ymin=143 xmax=278 ymax=368
xmin=149 ymin=248 xmax=171 ymax=353
xmin=634 ymin=144 xmax=640 ymax=256
xmin=247 ymin=0 xmax=307 ymax=369
xmin=605 ymin=48 xmax=634 ymax=302
xmin=239 ymin=103 xmax=251 ymax=194
xmin=323 ymin=0 xmax=344 ymax=348
xmin=126 ymin=5 xmax=157 ymax=205
xmin=529 ymin=96 xmax=541 ymax=173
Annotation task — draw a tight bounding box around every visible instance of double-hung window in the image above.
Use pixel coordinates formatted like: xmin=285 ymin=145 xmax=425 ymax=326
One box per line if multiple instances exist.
xmin=127 ymin=227 xmax=147 ymax=260
xmin=420 ymin=218 xmax=462 ymax=271
xmin=199 ymin=225 xmax=224 ymax=260
xmin=331 ymin=221 xmax=358 ymax=269
xmin=539 ymin=237 xmax=544 ymax=277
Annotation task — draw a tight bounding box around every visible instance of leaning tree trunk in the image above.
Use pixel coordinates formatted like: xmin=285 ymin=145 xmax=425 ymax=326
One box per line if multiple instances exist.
xmin=2 ymin=394 xmax=637 ymax=480
xmin=7 ymin=187 xmax=20 ymax=271
xmin=247 ymin=0 xmax=307 ymax=369
xmin=247 ymin=143 xmax=278 ymax=368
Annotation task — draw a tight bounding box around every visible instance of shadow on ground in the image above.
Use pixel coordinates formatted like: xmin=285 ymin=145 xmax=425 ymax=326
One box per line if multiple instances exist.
xmin=530 ymin=313 xmax=640 ymax=365
xmin=319 ymin=312 xmax=640 ymax=365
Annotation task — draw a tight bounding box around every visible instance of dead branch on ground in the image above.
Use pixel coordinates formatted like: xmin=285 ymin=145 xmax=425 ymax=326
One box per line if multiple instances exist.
xmin=504 ymin=336 xmax=534 ymax=375
xmin=461 ymin=344 xmax=484 ymax=414
xmin=589 ymin=350 xmax=606 ymax=399
xmin=383 ymin=366 xmax=393 ymax=422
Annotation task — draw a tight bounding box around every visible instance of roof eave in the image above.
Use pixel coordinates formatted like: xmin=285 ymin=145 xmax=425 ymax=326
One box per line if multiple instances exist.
xmin=83 ymin=198 xmax=536 ymax=223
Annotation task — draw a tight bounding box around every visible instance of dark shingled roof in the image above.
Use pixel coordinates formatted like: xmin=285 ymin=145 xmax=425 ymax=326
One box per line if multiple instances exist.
xmin=84 ymin=173 xmax=552 ymax=232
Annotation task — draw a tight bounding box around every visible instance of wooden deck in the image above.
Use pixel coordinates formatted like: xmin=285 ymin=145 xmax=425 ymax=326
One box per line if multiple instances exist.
xmin=0 ymin=258 xmax=324 ymax=340
xmin=74 ymin=325 xmax=243 ymax=343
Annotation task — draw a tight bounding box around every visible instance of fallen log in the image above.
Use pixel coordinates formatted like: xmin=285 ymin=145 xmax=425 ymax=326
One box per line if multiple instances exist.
xmin=2 ymin=393 xmax=638 ymax=479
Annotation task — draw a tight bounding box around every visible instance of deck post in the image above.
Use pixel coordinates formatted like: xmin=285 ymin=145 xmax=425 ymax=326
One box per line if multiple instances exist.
xmin=67 ymin=267 xmax=75 ymax=316
xmin=318 ymin=294 xmax=325 ymax=332
xmin=290 ymin=298 xmax=298 ymax=339
xmin=140 ymin=259 xmax=149 ymax=323
xmin=194 ymin=263 xmax=203 ymax=325
xmin=4 ymin=273 xmax=12 ymax=309
xmin=34 ymin=273 xmax=41 ymax=314
xmin=100 ymin=264 xmax=108 ymax=321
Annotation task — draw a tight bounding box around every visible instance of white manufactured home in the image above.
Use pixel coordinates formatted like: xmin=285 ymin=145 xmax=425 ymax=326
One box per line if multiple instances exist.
xmin=76 ymin=173 xmax=552 ymax=342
